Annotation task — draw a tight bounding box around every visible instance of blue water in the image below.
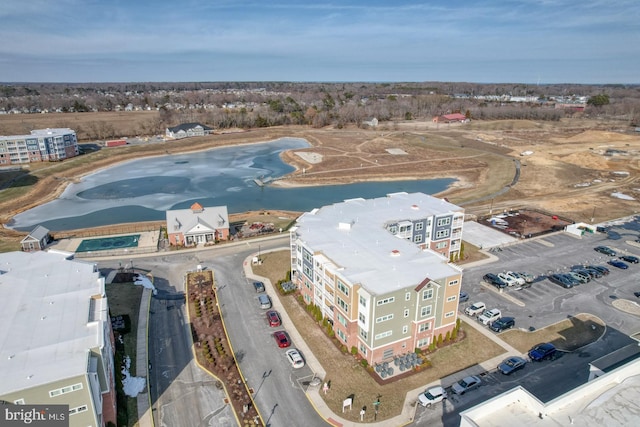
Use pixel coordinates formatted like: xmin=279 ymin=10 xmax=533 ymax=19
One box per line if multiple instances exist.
xmin=9 ymin=137 xmax=455 ymax=231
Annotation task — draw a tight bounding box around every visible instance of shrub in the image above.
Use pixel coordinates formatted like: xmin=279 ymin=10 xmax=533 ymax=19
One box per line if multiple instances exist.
xmin=429 ymin=341 xmax=436 ymax=352
xmin=436 ymin=333 xmax=443 ymax=347
xmin=350 ymin=346 xmax=358 ymax=356
xmin=360 ymin=359 xmax=368 ymax=368
xmin=445 ymin=331 xmax=451 ymax=343
xmin=451 ymin=327 xmax=458 ymax=340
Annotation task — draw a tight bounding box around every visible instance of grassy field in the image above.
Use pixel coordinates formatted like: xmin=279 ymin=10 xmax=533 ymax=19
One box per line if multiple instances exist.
xmin=252 ymin=249 xmax=605 ymax=422
xmin=105 ymin=282 xmax=144 ymax=427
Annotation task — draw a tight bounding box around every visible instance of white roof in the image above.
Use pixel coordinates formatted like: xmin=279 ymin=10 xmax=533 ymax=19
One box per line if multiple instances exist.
xmin=166 ymin=203 xmax=229 ymax=235
xmin=0 ymin=251 xmax=106 ymax=395
xmin=294 ymin=192 xmax=463 ymax=295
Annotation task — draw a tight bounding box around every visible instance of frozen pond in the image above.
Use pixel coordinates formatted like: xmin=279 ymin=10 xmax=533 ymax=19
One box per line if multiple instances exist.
xmin=9 ymin=138 xmax=455 ymax=231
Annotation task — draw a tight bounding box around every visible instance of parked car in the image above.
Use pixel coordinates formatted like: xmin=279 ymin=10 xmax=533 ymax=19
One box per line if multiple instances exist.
xmin=483 ymin=273 xmax=507 ymax=288
xmin=459 ymin=291 xmax=470 ymax=303
xmin=620 ymin=255 xmax=639 ymax=264
xmin=452 ymin=375 xmax=482 ymax=395
xmin=285 ymin=348 xmax=305 ymax=368
xmin=498 ymin=356 xmax=527 ymax=375
xmin=528 ymin=343 xmax=557 ymax=361
xmin=504 ymin=271 xmax=526 ymax=285
xmin=253 ymin=281 xmax=266 ymax=292
xmin=478 ymin=308 xmax=501 ymax=325
xmin=464 ymin=302 xmax=486 ymax=317
xmin=497 ymin=272 xmax=519 ymax=287
xmin=490 ymin=316 xmax=515 ymax=332
xmin=559 ymin=273 xmax=581 ymax=286
xmin=571 ymin=268 xmax=594 ymax=280
xmin=567 ymin=271 xmax=590 ymax=284
xmin=548 ymin=274 xmax=573 ymax=288
xmin=608 ymin=259 xmax=629 ymax=269
xmin=594 ymin=246 xmax=617 ymax=256
xmin=418 ymin=386 xmax=447 ymax=407
xmin=258 ymin=294 xmax=272 ymax=309
xmin=266 ymin=310 xmax=281 ymax=327
xmin=273 ymin=331 xmax=291 ymax=348
xmin=579 ymin=266 xmax=603 ymax=278
xmin=586 ymin=265 xmax=610 ymax=275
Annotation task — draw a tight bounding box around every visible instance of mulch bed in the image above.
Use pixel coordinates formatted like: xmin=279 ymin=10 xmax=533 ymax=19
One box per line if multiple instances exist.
xmin=481 ymin=209 xmax=573 ymax=238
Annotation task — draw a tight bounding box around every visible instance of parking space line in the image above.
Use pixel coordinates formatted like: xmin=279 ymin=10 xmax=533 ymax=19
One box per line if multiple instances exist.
xmin=480 ymin=282 xmax=526 ymax=307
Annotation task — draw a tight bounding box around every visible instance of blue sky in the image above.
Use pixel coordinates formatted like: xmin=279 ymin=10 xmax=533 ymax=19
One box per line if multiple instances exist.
xmin=1 ymin=0 xmax=638 ymax=83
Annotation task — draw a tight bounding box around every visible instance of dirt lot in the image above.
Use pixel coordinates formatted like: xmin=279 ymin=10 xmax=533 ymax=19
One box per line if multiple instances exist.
xmin=1 ymin=115 xmax=639 ymax=245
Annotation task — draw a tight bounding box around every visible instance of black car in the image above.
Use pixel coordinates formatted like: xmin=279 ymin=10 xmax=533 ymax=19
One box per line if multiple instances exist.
xmin=620 ymin=255 xmax=639 ymax=264
xmin=586 ymin=265 xmax=610 ymax=275
xmin=483 ymin=273 xmax=507 ymax=288
xmin=594 ymin=246 xmax=617 ymax=256
xmin=548 ymin=274 xmax=573 ymax=288
xmin=459 ymin=291 xmax=470 ymax=303
xmin=490 ymin=316 xmax=515 ymax=332
xmin=608 ymin=259 xmax=629 ymax=270
xmin=253 ymin=281 xmax=266 ymax=292
xmin=528 ymin=343 xmax=557 ymax=361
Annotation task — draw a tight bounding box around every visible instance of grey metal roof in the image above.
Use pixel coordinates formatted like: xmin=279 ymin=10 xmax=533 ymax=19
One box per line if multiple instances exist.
xmin=0 ymin=251 xmax=106 ymax=396
xmin=166 ymin=204 xmax=229 ymax=235
xmin=166 ymin=122 xmax=213 ymax=133
xmin=21 ymin=225 xmax=50 ymax=243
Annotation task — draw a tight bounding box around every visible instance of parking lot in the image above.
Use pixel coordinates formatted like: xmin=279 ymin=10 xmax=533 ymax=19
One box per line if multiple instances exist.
xmin=413 ymin=218 xmax=640 ymax=426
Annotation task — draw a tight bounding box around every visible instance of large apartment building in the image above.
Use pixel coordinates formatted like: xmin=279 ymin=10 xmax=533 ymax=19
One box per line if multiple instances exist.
xmin=0 ymin=251 xmax=116 ymax=427
xmin=290 ymin=192 xmax=465 ymax=366
xmin=0 ymin=128 xmax=79 ymax=165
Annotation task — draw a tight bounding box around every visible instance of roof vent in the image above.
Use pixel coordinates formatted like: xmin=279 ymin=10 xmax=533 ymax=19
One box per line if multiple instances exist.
xmin=411 ymin=204 xmax=419 ymax=210
xmin=391 ymin=249 xmax=401 ymax=257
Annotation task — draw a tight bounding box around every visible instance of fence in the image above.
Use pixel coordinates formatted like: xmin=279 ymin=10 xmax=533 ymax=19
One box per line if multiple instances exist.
xmin=51 ymin=221 xmax=165 ymax=240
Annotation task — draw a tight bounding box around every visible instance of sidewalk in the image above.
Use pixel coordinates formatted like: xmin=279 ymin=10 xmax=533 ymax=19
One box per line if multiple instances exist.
xmin=245 ymin=248 xmax=523 ymax=426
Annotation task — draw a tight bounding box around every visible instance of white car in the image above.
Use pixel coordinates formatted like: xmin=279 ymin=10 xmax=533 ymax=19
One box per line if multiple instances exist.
xmin=285 ymin=348 xmax=305 ymax=369
xmin=497 ymin=273 xmax=519 ymax=287
xmin=478 ymin=308 xmax=501 ymax=325
xmin=464 ymin=302 xmax=486 ymax=317
xmin=418 ymin=386 xmax=447 ymax=407
xmin=505 ymin=271 xmax=526 ymax=285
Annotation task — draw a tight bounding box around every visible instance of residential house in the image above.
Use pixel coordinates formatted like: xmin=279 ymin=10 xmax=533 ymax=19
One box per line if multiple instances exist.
xmin=289 ymin=192 xmax=465 ymax=366
xmin=0 ymin=251 xmax=116 ymax=427
xmin=20 ymin=225 xmax=52 ymax=252
xmin=432 ymin=113 xmax=469 ymax=123
xmin=165 ymin=123 xmax=213 ymax=140
xmin=166 ymin=202 xmax=230 ymax=246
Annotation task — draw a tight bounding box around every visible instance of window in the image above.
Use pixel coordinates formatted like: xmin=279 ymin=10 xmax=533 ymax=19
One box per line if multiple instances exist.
xmin=337 ymin=280 xmax=349 ymax=296
xmin=414 ymin=235 xmax=423 ymax=243
xmin=376 ymin=314 xmax=394 ymax=323
xmin=419 ymin=322 xmax=431 ymax=332
xmin=420 ymin=305 xmax=432 ymax=317
xmin=359 ymin=295 xmax=367 ymax=307
xmin=359 ymin=327 xmax=368 ymax=340
xmin=49 ymin=383 xmax=83 ymax=398
xmin=445 ymin=311 xmax=455 ymax=318
xmin=375 ymin=330 xmax=392 ymax=340
xmin=389 ymin=225 xmax=398 ymax=234
xmin=337 ymin=330 xmax=346 ymax=342
xmin=415 ymin=222 xmax=424 ymax=231
xmin=303 ymin=252 xmax=313 ymax=262
xmin=69 ymin=405 xmax=88 ymax=416
xmin=358 ymin=312 xmax=366 ymax=323
xmin=448 ymin=279 xmax=459 ymax=286
xmin=422 ymin=289 xmax=433 ymax=300
xmin=303 ymin=265 xmax=312 ymax=277
xmin=337 ymin=313 xmax=347 ymax=327
xmin=337 ymin=297 xmax=348 ymax=312
xmin=436 ymin=229 xmax=450 ymax=239
xmin=417 ymin=338 xmax=430 ymax=347
xmin=359 ymin=343 xmax=367 ymax=355
xmin=437 ymin=217 xmax=451 ymax=227
xmin=402 ymin=325 xmax=408 ymax=334
xmin=404 ymin=309 xmax=409 ymax=318
xmin=447 ymin=295 xmax=457 ymax=302
xmin=405 ymin=292 xmax=410 ymax=301
xmin=436 ymin=241 xmax=448 ymax=249
xmin=377 ymin=297 xmax=395 ymax=306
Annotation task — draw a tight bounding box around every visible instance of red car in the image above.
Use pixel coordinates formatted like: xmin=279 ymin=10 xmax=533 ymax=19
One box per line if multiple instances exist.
xmin=273 ymin=331 xmax=291 ymax=348
xmin=266 ymin=310 xmax=281 ymax=327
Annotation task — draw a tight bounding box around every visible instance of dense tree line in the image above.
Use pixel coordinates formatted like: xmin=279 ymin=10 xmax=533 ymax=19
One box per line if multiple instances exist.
xmin=1 ymin=82 xmax=639 ymax=138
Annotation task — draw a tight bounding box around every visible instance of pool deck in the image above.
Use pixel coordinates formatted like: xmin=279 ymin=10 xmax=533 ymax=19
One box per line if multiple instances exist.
xmin=49 ymin=231 xmax=160 ymax=257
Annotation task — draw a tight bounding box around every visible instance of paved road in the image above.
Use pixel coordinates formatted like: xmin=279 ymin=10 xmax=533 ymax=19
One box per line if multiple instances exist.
xmin=98 ymin=236 xmax=328 ymax=427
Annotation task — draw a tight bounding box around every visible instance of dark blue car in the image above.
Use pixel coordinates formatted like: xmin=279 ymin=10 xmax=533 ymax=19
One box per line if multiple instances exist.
xmin=608 ymin=259 xmax=629 ymax=270
xmin=528 ymin=343 xmax=557 ymax=361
